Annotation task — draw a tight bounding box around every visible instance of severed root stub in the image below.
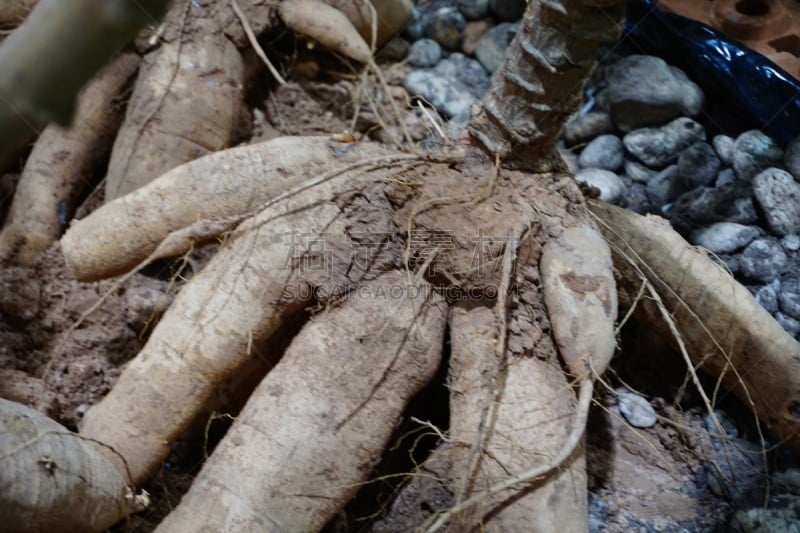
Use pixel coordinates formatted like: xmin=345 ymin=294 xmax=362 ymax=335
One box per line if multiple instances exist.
xmin=0 ymin=398 xmax=148 ymax=533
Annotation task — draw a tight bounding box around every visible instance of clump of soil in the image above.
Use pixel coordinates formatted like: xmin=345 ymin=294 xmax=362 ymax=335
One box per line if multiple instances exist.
xmin=0 ymin=244 xmax=169 ymax=430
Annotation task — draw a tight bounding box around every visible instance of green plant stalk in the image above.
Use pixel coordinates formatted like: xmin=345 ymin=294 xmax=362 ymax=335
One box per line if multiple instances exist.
xmin=0 ymin=1 xmax=37 ymax=29
xmin=0 ymin=0 xmax=170 ymax=163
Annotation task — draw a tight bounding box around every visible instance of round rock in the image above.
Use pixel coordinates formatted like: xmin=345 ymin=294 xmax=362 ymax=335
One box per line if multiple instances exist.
xmin=717 ymin=254 xmax=740 ymax=274
xmin=755 ymin=281 xmax=780 ymax=314
xmin=404 ymin=70 xmax=474 ymax=120
xmin=623 ymin=117 xmax=706 ymax=168
xmin=716 ymin=168 xmax=736 ymax=187
xmin=578 ymin=134 xmax=624 ymax=171
xmin=704 ymin=410 xmax=738 ymax=439
xmin=776 ymin=312 xmax=800 ymax=338
xmin=461 ymin=19 xmax=491 ymax=55
xmin=712 ymin=134 xmax=735 ymax=165
xmin=617 ymin=390 xmax=657 ymax=428
xmin=422 ymin=7 xmax=467 ymax=51
xmin=588 ymin=494 xmax=611 ymax=532
xmin=730 ymin=495 xmax=800 ymax=532
xmin=605 ymin=55 xmax=704 ymax=132
xmin=690 ymin=222 xmax=759 ymax=254
xmin=645 ymin=164 xmax=680 ymax=206
xmin=437 ymin=53 xmax=491 ymax=99
xmin=489 ymin=0 xmax=526 ymax=22
xmin=475 ymin=22 xmax=518 ymax=73
xmin=732 ymin=130 xmax=784 ymax=182
xmin=778 ymin=277 xmax=800 ymax=321
xmin=558 ymin=147 xmax=579 ymax=174
xmin=738 ymin=238 xmax=788 ymax=283
xmin=624 ymin=159 xmax=655 ymax=183
xmin=562 ymin=111 xmax=614 ymax=147
xmin=772 ymin=469 xmax=800 ymax=492
xmin=620 ymin=182 xmax=650 ymax=212
xmin=375 ymin=37 xmax=409 ymax=63
xmin=753 ymin=168 xmax=800 ymax=236
xmin=575 ymin=168 xmax=625 ymax=204
xmin=457 ymin=0 xmax=490 ymax=19
xmin=671 ymin=183 xmax=757 ymax=227
xmin=678 ymin=141 xmax=721 ymax=189
xmin=404 ymin=9 xmax=425 ymax=41
xmin=407 ymin=38 xmax=442 ymax=68
xmin=785 ymin=135 xmax=800 ymax=182
xmin=783 ymin=234 xmax=800 ymax=252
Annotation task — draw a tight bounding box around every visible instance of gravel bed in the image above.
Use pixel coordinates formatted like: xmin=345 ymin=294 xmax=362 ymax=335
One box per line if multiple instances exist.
xmin=398 ymin=1 xmax=800 ymax=342
xmin=392 ymin=2 xmax=800 ymax=530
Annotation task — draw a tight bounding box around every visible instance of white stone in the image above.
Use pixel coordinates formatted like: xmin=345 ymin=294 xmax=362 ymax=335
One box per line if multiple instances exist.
xmin=617 ymin=390 xmax=657 ymax=428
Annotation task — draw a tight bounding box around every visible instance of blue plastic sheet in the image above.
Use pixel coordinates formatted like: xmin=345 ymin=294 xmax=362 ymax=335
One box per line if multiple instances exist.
xmin=624 ymin=0 xmax=800 ymax=146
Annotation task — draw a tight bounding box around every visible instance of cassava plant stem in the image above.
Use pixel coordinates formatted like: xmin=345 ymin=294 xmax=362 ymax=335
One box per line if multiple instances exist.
xmin=468 ymin=0 xmax=627 ymax=169
xmin=0 ymin=0 xmax=170 ymax=163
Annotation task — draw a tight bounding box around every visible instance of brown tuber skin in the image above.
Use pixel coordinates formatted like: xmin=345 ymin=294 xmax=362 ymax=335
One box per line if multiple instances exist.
xmin=78 ymin=197 xmax=344 ymax=486
xmin=324 ymin=0 xmax=412 ymax=48
xmin=16 ymin=0 xmax=793 ymax=530
xmin=104 ymin=3 xmax=246 ymax=199
xmin=77 ymin=138 xmax=400 ymax=485
xmin=155 ymin=271 xmax=447 ymax=531
xmin=425 ymin=224 xmax=617 ymax=530
xmin=0 ymin=398 xmax=146 ymax=532
xmin=279 ymin=0 xmax=373 ymax=64
xmin=61 ymin=137 xmax=394 ymax=281
xmin=590 ymin=200 xmax=800 ymax=450
xmin=0 ymin=53 xmax=139 ymax=267
xmin=445 ymin=304 xmax=590 ymax=530
xmin=74 ymin=131 xmax=619 ymax=529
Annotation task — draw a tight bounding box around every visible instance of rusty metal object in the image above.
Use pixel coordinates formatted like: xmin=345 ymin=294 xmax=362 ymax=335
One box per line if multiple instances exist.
xmin=658 ymin=0 xmax=800 ymax=80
